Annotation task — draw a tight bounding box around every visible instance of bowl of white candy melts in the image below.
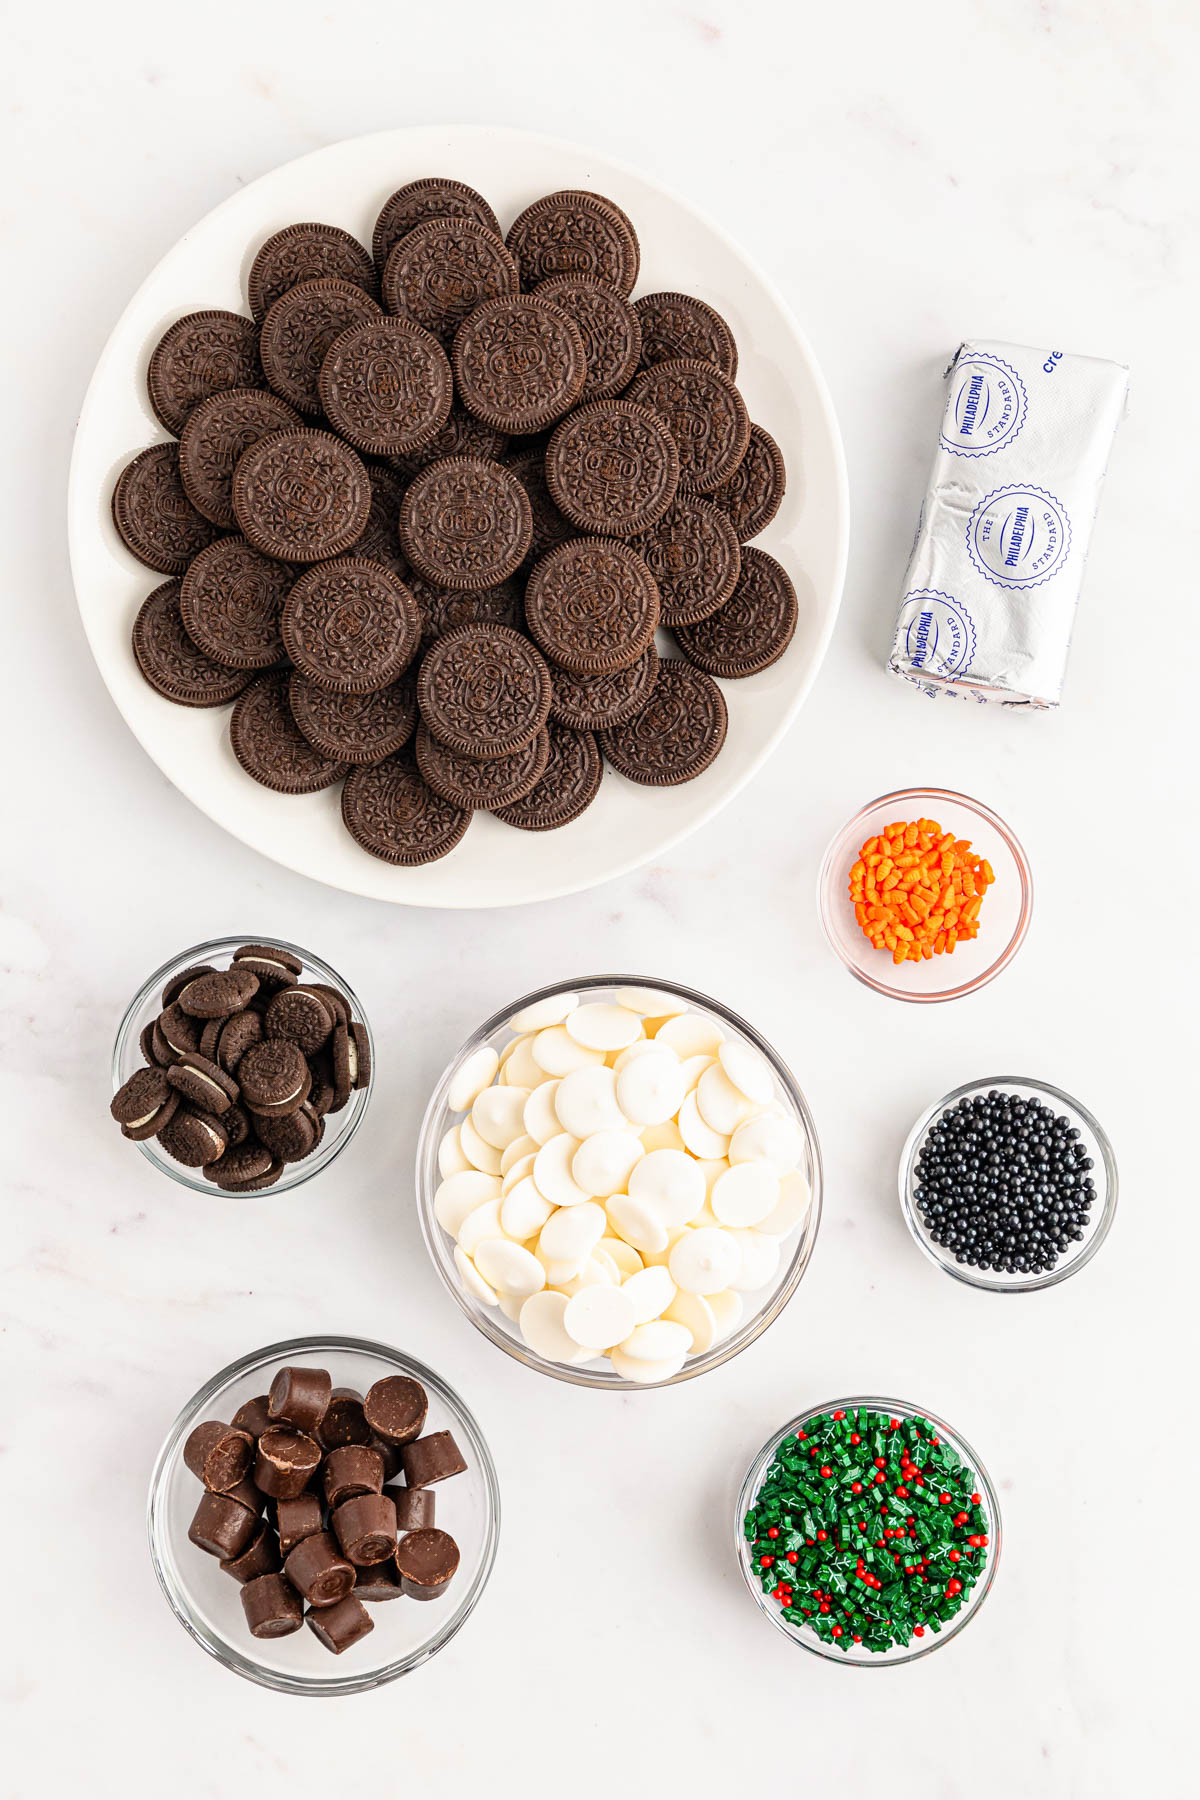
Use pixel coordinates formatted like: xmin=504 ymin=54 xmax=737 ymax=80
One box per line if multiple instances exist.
xmin=416 ymin=977 xmax=822 ymax=1388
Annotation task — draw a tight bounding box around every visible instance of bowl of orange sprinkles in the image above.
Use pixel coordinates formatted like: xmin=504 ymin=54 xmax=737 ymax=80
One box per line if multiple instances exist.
xmin=818 ymin=788 xmax=1032 ymax=1003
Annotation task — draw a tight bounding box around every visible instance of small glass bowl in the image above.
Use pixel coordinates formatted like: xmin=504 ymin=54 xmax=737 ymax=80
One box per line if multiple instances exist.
xmin=147 ymin=1335 xmax=500 ymax=1696
xmin=817 ymin=787 xmax=1032 ymax=1002
xmin=735 ymin=1396 xmax=1001 ymax=1666
xmin=111 ymin=936 xmax=373 ymax=1195
xmin=416 ymin=974 xmax=823 ymax=1391
xmin=899 ymin=1075 xmax=1118 ymax=1292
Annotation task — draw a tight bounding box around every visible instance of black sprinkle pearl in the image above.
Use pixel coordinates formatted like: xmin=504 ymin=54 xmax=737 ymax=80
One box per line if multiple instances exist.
xmin=913 ymin=1089 xmax=1096 ymax=1276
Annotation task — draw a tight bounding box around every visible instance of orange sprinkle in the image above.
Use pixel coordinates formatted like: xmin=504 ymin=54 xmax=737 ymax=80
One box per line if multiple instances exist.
xmin=847 ymin=817 xmax=996 ymax=965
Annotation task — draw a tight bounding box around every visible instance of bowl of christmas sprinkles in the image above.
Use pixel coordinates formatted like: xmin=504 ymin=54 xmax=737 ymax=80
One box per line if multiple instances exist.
xmin=899 ymin=1076 xmax=1118 ymax=1292
xmin=817 ymin=787 xmax=1032 ymax=1003
xmin=737 ymin=1398 xmax=1000 ymax=1664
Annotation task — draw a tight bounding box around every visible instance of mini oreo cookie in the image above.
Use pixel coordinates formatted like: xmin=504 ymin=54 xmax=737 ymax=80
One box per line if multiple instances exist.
xmin=230 ymin=944 xmax=303 ymax=991
xmin=289 ymin=672 xmax=417 ymax=765
xmin=545 ymin=399 xmax=679 ymax=536
xmin=525 ymin=538 xmax=660 ymax=676
xmin=533 ymin=275 xmax=642 ymax=402
xmin=158 ymin=1106 xmax=229 ymax=1168
xmin=239 ymin=1039 xmax=311 ymax=1117
xmin=254 ymin=1101 xmax=321 ymax=1164
xmin=674 ymin=546 xmax=798 ymax=678
xmin=132 ymin=581 xmax=251 ymax=708
xmin=248 ymin=223 xmax=379 ymax=322
xmin=177 ymin=967 xmax=259 ymax=1017
xmin=417 ymin=622 xmax=551 ymax=760
xmin=630 ymin=358 xmax=750 ymax=495
xmin=111 ymin=1066 xmax=180 ymax=1141
xmin=494 ymin=720 xmax=603 ymax=832
xmin=216 ymin=1008 xmax=265 ymax=1073
xmin=157 ymin=1001 xmax=201 ymax=1058
xmin=415 ymin=722 xmax=550 ymax=812
xmin=162 ymin=964 xmax=218 ymax=1007
xmin=381 ymin=217 xmax=520 ymax=344
xmin=598 ymin=657 xmax=727 ymax=787
xmin=264 ymin=986 xmax=334 ymax=1054
xmin=179 ymin=538 xmax=294 ymax=670
xmin=634 ymin=498 xmax=741 ymax=628
xmin=318 ymin=318 xmax=453 ymax=457
xmin=399 ymin=458 xmax=532 ymax=592
xmin=389 ymin=404 xmax=510 ymax=480
xmin=708 ymin=422 xmax=787 ymax=541
xmin=205 ymin=1142 xmax=284 ymax=1191
xmin=167 ymin=1053 xmax=240 ymax=1115
xmin=452 ymin=295 xmax=587 ymax=435
xmin=112 ymin=445 xmax=222 ymax=575
xmin=179 ymin=387 xmax=304 ymax=527
xmin=506 ymin=191 xmax=638 ymax=296
xmin=634 ymin=292 xmax=739 ymax=379
xmin=548 ymin=644 xmax=659 ymax=731
xmin=147 ymin=310 xmax=264 ymax=434
xmin=408 ymin=576 xmax=524 ymax=652
xmin=281 ymin=559 xmax=420 ymax=695
xmin=373 ymin=178 xmax=502 ymax=272
xmin=341 ymin=751 xmax=470 ymax=866
xmin=232 ymin=429 xmax=371 ymax=564
xmin=259 ymin=278 xmax=382 ymax=416
xmin=503 ymin=448 xmax=574 ymax=566
xmin=231 ymin=672 xmax=351 ymax=795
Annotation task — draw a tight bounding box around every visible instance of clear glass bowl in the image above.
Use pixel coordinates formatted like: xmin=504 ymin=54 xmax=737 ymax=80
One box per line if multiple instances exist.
xmin=899 ymin=1075 xmax=1118 ymax=1292
xmin=416 ymin=974 xmax=822 ymax=1390
xmin=147 ymin=1335 xmax=500 ymax=1696
xmin=112 ymin=936 xmax=373 ymax=1195
xmin=817 ymin=787 xmax=1032 ymax=1002
xmin=735 ymin=1396 xmax=1001 ymax=1666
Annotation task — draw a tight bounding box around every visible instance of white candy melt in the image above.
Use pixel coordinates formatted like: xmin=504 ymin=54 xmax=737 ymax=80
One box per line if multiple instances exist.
xmin=728 ymin=1111 xmax=803 ymax=1175
xmin=669 ymin=1226 xmax=741 ymax=1294
xmin=606 ymin=1192 xmax=670 ymax=1255
xmin=438 ymin=1125 xmax=472 ymax=1179
xmin=717 ymin=1038 xmax=775 ymax=1105
xmin=726 ymin=1229 xmax=780 ymax=1291
xmin=679 ymin=1090 xmax=730 ymax=1160
xmin=696 ymin=1062 xmax=759 ymax=1135
xmin=640 ymin=1118 xmax=686 ymax=1155
xmin=663 ymin=1289 xmax=716 ymax=1355
xmin=500 ymin=1153 xmax=537 ymax=1196
xmin=706 ymin=1289 xmax=743 ymax=1339
xmin=628 ymin=1148 xmax=706 ymax=1229
xmin=454 ymin=1245 xmax=498 ymax=1305
xmin=472 ymin=1084 xmax=531 ymax=1149
xmin=554 ymin=1065 xmax=628 ymax=1137
xmin=619 ymin=1319 xmax=693 ymax=1361
xmin=524 ymin=1079 xmax=563 ymax=1145
xmin=500 ymin=1176 xmax=553 ymax=1240
xmin=457 ymin=1197 xmax=508 ymax=1256
xmin=616 ymin=1050 xmax=687 ymax=1125
xmin=608 ymin=1345 xmax=688 ymax=1384
xmin=540 ymin=1200 xmax=606 ymax=1262
xmin=599 ymin=1236 xmax=644 ymax=1277
xmin=458 ymin=1114 xmax=503 ymax=1175
xmin=533 ymin=1133 xmax=589 ymax=1207
xmin=509 ymin=993 xmax=578 ymax=1032
xmin=572 ymin=1130 xmax=644 ymax=1197
xmin=519 ymin=1290 xmax=590 ymax=1362
xmin=532 ymin=1025 xmax=606 ymax=1076
xmin=620 ymin=1264 xmax=677 ymax=1324
xmin=500 ymin=1134 xmax=538 ymax=1175
xmin=590 ymin=1242 xmax=623 ymax=1284
xmin=557 ymin=1256 xmax=617 ymax=1296
xmin=711 ymin=1161 xmax=779 ymax=1228
xmin=447 ymin=1046 xmax=500 ymax=1113
xmin=474 ymin=1237 xmax=546 ymax=1298
xmin=501 ymin=1035 xmax=544 ymax=1090
xmin=564 ymin=1003 xmax=644 ymax=1052
xmin=756 ymin=1170 xmax=812 ymax=1236
xmin=655 ymin=1012 xmax=724 ymax=1058
xmin=612 ymin=987 xmax=689 ymax=1017
xmin=497 ymin=1291 xmax=524 ymax=1322
xmin=563 ymin=1283 xmax=637 ymax=1349
xmin=435 ymin=1170 xmax=502 ymax=1236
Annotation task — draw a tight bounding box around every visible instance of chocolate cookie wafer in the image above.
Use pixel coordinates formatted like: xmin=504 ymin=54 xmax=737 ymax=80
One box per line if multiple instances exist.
xmin=112 ymin=444 xmax=222 ymax=575
xmin=506 ymin=190 xmax=638 ymax=296
xmin=548 ymin=645 xmax=659 ymax=731
xmin=318 ymin=317 xmax=452 ymax=457
xmin=452 ymin=294 xmax=587 ymax=435
xmin=259 ymin=278 xmax=382 ymax=416
xmin=494 ymin=719 xmax=603 ymax=831
xmin=598 ymin=658 xmax=727 ymax=786
xmin=629 ymin=358 xmax=750 ymax=494
xmin=408 ymin=576 xmax=524 ymax=651
xmin=372 ymin=177 xmax=502 ymax=272
xmin=289 ymin=673 xmax=417 ymax=765
xmin=232 ymin=429 xmax=371 ymax=563
xmin=634 ymin=291 xmax=739 ymax=378
xmin=417 ymin=622 xmax=551 ymax=759
xmin=248 ymin=223 xmax=378 ymax=321
xmin=341 ymin=750 xmax=470 ymax=866
xmin=281 ymin=559 xmax=420 ymax=694
xmin=381 ymin=217 xmax=520 ymax=344
xmin=504 ymin=447 xmax=574 ymax=567
xmin=399 ymin=458 xmax=531 ymax=591
xmin=708 ymin=422 xmax=787 ymax=541
xmin=673 ymin=546 xmax=798 ymax=677
xmin=545 ymin=398 xmax=679 ymax=536
xmin=180 ymin=538 xmax=294 ymax=670
xmin=132 ymin=581 xmax=251 ymax=707
xmin=389 ymin=404 xmax=509 ymax=479
xmin=634 ymin=497 xmax=741 ymax=628
xmin=230 ymin=671 xmax=351 ymax=794
xmin=533 ymin=275 xmax=642 ymax=403
xmin=525 ymin=538 xmax=660 ymax=676
xmin=415 ymin=722 xmax=550 ymax=812
xmin=179 ymin=388 xmax=304 ymax=527
xmin=147 ymin=310 xmax=264 ymax=434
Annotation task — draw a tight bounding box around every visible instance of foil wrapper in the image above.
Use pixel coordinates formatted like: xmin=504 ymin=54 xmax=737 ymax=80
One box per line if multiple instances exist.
xmin=889 ymin=339 xmax=1128 ymax=708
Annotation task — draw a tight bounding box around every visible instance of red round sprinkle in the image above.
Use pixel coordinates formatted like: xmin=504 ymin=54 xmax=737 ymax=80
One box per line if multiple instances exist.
xmin=767 ymin=1526 xmax=779 ymax=1538
xmin=759 ymin=1555 xmax=774 ymax=1567
xmin=816 ymin=1529 xmax=828 ymax=1541
xmin=787 ymin=1551 xmax=798 ymax=1564
xmin=971 ymin=1491 xmax=981 ymax=1504
xmin=831 ymin=1625 xmax=843 ymax=1637
xmin=819 ymin=1465 xmax=832 ymax=1478
xmin=853 ymin=1634 xmax=862 ymax=1643
xmin=850 ymin=1432 xmax=862 ymax=1445
xmin=819 ymin=1603 xmax=830 ymax=1614
xmin=913 ymin=1625 xmax=925 ymax=1637
xmin=949 ymin=1550 xmax=961 ymax=1562
xmin=940 ymin=1493 xmax=952 ymax=1504
xmin=832 ymin=1410 xmax=845 ymax=1420
xmin=851 ymin=1481 xmax=863 ymax=1494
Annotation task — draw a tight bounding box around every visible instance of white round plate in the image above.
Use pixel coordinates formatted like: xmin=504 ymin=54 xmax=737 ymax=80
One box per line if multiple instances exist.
xmin=69 ymin=126 xmax=848 ymax=908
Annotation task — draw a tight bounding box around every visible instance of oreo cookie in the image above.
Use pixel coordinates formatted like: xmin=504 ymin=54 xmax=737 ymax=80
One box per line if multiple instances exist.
xmin=598 ymin=658 xmax=727 ymax=787
xmin=548 ymin=644 xmax=659 ymax=732
xmin=372 ymin=178 xmax=502 ymax=272
xmin=179 ymin=388 xmax=304 ymax=527
xmin=318 ymin=318 xmax=453 ymax=457
xmin=544 ymin=399 xmax=679 ymax=536
xmin=532 ymin=275 xmax=642 ymax=403
xmin=232 ymin=429 xmax=371 ymax=563
xmin=506 ymin=191 xmax=638 ymax=296
xmin=634 ymin=498 xmax=741 ymax=628
xmin=417 ymin=622 xmax=551 ymax=760
xmin=247 ymin=223 xmax=379 ymax=321
xmin=708 ymin=422 xmax=787 ymax=541
xmin=452 ymin=295 xmax=587 ymax=435
xmin=341 ymin=751 xmax=471 ymax=866
xmin=230 ymin=672 xmax=351 ymax=794
xmin=112 ymin=444 xmax=222 ymax=575
xmin=259 ymin=278 xmax=383 ymax=416
xmin=494 ymin=720 xmax=603 ymax=832
xmin=399 ymin=458 xmax=531 ymax=591
xmin=673 ymin=546 xmax=798 ymax=678
xmin=110 ymin=1066 xmax=180 ymax=1141
xmin=133 ymin=581 xmax=251 ymax=708
xmin=147 ymin=310 xmax=263 ymax=434
xmin=289 ymin=673 xmax=417 ymax=765
xmin=381 ymin=217 xmax=519 ymax=344
xmin=179 ymin=538 xmax=294 ymax=670
xmin=629 ymin=358 xmax=750 ymax=495
xmin=415 ymin=722 xmax=550 ymax=812
xmin=634 ymin=291 xmax=738 ymax=379
xmin=281 ymin=559 xmax=420 ymax=695
xmin=525 ymin=538 xmax=660 ymax=676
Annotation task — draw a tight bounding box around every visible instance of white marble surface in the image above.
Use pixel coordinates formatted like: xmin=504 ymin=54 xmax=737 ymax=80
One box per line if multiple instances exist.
xmin=3 ymin=2 xmax=1196 ymax=1793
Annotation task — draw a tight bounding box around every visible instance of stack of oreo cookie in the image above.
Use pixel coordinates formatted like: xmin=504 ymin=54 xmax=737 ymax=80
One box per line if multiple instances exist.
xmin=115 ymin=180 xmax=793 ymax=866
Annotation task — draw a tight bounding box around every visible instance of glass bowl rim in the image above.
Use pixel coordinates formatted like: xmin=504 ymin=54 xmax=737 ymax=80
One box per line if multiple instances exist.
xmin=415 ymin=971 xmax=823 ymax=1391
xmin=734 ymin=1394 xmax=1002 ymax=1667
xmin=897 ymin=1073 xmax=1119 ymax=1293
xmin=111 ymin=934 xmax=374 ymax=1196
xmin=146 ymin=1332 xmax=501 ymax=1696
xmin=816 ymin=786 xmax=1033 ymax=1003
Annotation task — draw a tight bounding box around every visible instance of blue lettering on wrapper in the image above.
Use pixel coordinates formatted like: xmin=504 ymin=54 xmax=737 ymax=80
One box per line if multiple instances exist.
xmin=897 ymin=591 xmax=976 ymax=677
xmin=967 ymin=485 xmax=1072 ymax=590
xmin=941 ymin=351 xmax=1028 ymax=458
